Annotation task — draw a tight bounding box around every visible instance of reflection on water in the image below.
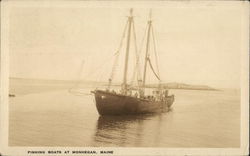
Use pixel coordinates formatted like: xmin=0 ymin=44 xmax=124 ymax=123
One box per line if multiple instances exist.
xmin=93 ymin=115 xmax=151 ymax=146
xmin=91 ymin=111 xmax=178 ymax=147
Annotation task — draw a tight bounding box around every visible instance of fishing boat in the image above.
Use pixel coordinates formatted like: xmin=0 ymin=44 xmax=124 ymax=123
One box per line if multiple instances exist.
xmin=91 ymin=9 xmax=174 ymax=116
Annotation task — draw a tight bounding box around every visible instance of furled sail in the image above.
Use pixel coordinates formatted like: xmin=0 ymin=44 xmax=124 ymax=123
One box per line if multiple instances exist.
xmin=147 ymin=57 xmax=160 ymax=81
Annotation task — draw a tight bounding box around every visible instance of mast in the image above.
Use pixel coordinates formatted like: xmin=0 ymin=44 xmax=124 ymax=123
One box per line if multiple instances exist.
xmin=122 ymin=8 xmax=133 ymax=95
xmin=142 ymin=11 xmax=152 ymax=93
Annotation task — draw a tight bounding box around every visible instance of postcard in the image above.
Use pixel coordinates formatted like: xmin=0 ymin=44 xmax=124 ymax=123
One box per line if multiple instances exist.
xmin=0 ymin=0 xmax=249 ymax=155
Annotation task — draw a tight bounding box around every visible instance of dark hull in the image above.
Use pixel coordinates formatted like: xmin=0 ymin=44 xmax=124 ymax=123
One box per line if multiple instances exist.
xmin=92 ymin=90 xmax=174 ymax=116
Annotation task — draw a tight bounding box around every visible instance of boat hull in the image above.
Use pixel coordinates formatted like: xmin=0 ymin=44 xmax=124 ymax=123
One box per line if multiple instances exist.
xmin=92 ymin=90 xmax=174 ymax=116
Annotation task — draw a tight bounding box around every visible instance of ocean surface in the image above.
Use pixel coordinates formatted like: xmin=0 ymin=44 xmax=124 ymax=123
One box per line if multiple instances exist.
xmin=9 ymin=79 xmax=240 ymax=147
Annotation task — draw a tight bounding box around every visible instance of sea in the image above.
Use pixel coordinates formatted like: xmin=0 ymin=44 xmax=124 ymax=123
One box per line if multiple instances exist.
xmin=9 ymin=79 xmax=240 ymax=147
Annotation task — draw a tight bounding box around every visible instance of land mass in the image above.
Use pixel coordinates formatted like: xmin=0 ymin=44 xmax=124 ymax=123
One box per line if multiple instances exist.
xmin=145 ymin=82 xmax=218 ymax=91
xmin=10 ymin=77 xmax=218 ymax=91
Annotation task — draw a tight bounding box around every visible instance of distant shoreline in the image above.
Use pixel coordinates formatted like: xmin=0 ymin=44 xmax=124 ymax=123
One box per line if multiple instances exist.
xmin=9 ymin=77 xmax=221 ymax=91
xmin=145 ymin=83 xmax=220 ymax=91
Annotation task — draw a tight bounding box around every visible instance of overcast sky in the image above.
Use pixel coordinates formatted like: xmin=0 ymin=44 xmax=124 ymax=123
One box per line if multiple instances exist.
xmin=7 ymin=1 xmax=248 ymax=88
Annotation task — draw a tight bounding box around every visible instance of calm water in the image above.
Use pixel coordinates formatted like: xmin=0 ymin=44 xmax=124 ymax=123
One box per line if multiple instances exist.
xmin=9 ymin=82 xmax=240 ymax=147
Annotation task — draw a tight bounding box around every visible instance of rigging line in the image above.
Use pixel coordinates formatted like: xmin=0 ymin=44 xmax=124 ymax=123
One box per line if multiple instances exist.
xmin=109 ymin=19 xmax=129 ymax=86
xmin=129 ymin=18 xmax=141 ymax=86
xmin=116 ymin=20 xmax=129 ymax=55
xmin=86 ymin=55 xmax=114 ymax=80
xmin=135 ymin=24 xmax=148 ymax=83
xmin=151 ymin=25 xmax=161 ymax=80
xmin=67 ymin=59 xmax=92 ymax=96
xmin=130 ymin=23 xmax=149 ymax=91
xmin=86 ymin=21 xmax=129 ymax=82
xmin=87 ymin=57 xmax=114 ymax=90
xmin=87 ymin=44 xmax=125 ymax=80
xmin=148 ymin=58 xmax=161 ymax=81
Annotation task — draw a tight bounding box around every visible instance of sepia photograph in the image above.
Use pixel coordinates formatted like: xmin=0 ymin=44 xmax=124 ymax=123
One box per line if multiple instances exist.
xmin=0 ymin=0 xmax=249 ymax=155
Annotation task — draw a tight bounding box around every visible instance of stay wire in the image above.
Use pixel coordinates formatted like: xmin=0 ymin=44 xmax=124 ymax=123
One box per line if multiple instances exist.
xmin=129 ymin=18 xmax=141 ymax=87
xmin=151 ymin=24 xmax=161 ymax=81
xmin=131 ymin=23 xmax=148 ymax=88
xmin=109 ymin=19 xmax=129 ymax=86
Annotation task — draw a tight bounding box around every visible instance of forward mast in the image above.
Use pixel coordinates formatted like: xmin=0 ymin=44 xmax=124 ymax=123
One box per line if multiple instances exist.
xmin=122 ymin=9 xmax=134 ymax=95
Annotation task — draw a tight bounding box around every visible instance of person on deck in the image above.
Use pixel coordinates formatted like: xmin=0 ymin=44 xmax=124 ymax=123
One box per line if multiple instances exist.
xmin=134 ymin=92 xmax=138 ymax=98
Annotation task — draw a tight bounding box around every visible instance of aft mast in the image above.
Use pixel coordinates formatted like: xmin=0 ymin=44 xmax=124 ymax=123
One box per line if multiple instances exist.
xmin=142 ymin=10 xmax=152 ymax=95
xmin=122 ymin=9 xmax=133 ymax=95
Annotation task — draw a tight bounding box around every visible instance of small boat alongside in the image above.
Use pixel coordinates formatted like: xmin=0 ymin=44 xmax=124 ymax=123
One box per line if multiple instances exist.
xmin=9 ymin=94 xmax=15 ymax=97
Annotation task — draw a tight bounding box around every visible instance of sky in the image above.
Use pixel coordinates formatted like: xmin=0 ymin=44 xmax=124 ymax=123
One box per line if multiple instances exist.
xmin=7 ymin=1 xmax=248 ymax=88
